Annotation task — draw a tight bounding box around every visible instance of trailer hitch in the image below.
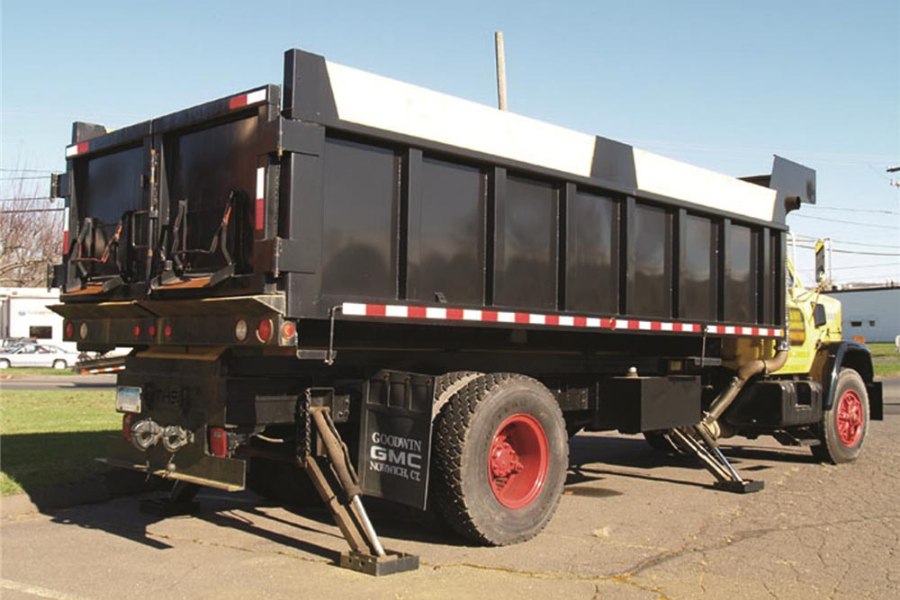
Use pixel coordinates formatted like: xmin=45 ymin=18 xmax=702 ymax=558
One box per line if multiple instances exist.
xmin=297 ymin=389 xmax=418 ymax=575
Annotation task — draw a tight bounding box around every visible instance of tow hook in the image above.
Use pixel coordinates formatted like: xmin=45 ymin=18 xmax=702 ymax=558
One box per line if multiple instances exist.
xmin=162 ymin=425 xmax=193 ymax=452
xmin=130 ymin=420 xmax=193 ymax=453
xmin=131 ymin=419 xmax=163 ymax=451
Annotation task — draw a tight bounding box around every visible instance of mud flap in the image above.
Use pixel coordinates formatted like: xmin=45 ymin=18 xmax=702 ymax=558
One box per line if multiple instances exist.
xmin=357 ymin=371 xmax=435 ymax=510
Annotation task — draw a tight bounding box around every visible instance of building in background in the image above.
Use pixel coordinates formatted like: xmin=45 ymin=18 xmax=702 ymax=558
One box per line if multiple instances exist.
xmin=828 ymin=286 xmax=900 ymax=344
xmin=0 ymin=288 xmax=77 ymax=350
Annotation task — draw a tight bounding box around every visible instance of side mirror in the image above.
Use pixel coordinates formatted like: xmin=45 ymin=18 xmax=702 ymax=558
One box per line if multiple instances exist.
xmin=815 ymin=239 xmax=827 ymax=286
xmin=813 ymin=303 xmax=827 ymax=328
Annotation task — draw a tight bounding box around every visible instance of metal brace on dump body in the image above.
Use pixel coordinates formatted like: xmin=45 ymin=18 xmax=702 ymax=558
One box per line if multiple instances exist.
xmin=297 ymin=389 xmax=419 ymax=575
xmin=669 ymin=426 xmax=764 ymax=493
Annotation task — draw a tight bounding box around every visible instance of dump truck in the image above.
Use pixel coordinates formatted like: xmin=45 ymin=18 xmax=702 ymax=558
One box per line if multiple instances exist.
xmin=51 ymin=48 xmax=883 ymax=575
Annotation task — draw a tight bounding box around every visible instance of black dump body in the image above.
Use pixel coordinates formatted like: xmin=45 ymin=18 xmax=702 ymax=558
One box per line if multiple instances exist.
xmin=53 ymin=49 xmax=811 ymax=372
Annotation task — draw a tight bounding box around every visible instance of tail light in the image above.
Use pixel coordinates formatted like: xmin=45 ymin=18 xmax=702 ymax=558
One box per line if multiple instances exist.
xmin=148 ymin=324 xmax=157 ymax=337
xmin=122 ymin=414 xmax=134 ymax=443
xmin=256 ymin=318 xmax=273 ymax=343
xmin=208 ymin=427 xmax=228 ymax=457
xmin=64 ymin=321 xmax=74 ymax=339
xmin=163 ymin=323 xmax=173 ymax=339
xmin=133 ymin=324 xmax=142 ymax=337
xmin=280 ymin=321 xmax=297 ymax=342
xmin=234 ymin=319 xmax=248 ymax=341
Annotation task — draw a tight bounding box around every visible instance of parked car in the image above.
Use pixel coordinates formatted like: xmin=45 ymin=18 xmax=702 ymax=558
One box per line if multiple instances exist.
xmin=0 ymin=343 xmax=79 ymax=369
xmin=0 ymin=337 xmax=37 ymax=350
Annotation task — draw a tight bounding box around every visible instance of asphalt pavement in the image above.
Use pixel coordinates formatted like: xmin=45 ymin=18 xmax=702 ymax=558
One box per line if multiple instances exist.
xmin=1 ymin=377 xmax=898 ymax=599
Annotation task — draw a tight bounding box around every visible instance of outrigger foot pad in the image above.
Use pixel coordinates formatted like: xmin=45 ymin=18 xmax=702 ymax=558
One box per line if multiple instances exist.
xmin=713 ymin=479 xmax=764 ymax=494
xmin=139 ymin=497 xmax=200 ymax=516
xmin=340 ymin=550 xmax=420 ymax=576
xmin=139 ymin=481 xmax=201 ymax=516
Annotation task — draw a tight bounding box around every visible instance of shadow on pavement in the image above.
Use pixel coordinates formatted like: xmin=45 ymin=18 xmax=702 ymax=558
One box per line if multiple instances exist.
xmin=1 ymin=431 xmax=161 ymax=512
xmin=567 ymin=432 xmax=817 ymax=491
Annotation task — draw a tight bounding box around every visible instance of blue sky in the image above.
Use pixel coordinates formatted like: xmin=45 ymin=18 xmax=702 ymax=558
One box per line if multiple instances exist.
xmin=2 ymin=0 xmax=898 ymax=285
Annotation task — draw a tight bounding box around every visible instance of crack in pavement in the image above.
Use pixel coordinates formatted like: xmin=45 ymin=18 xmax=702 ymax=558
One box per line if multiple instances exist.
xmin=623 ymin=513 xmax=900 ymax=579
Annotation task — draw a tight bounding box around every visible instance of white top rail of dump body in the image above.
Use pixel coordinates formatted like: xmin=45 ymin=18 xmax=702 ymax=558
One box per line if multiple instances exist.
xmin=324 ymin=61 xmax=778 ymax=223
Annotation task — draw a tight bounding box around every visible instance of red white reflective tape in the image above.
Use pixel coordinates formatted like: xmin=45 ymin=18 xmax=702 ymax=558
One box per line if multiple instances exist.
xmin=62 ymin=206 xmax=71 ymax=254
xmin=254 ymin=167 xmax=265 ymax=232
xmin=228 ymin=88 xmax=268 ymax=110
xmin=341 ymin=302 xmax=781 ymax=337
xmin=65 ymin=142 xmax=89 ymax=158
xmin=706 ymin=324 xmax=783 ymax=337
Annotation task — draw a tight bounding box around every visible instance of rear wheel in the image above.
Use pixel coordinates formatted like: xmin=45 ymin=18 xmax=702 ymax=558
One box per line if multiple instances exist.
xmin=52 ymin=360 xmax=67 ymax=370
xmin=0 ymin=359 xmax=9 ymax=369
xmin=812 ymin=368 xmax=869 ymax=464
xmin=431 ymin=373 xmax=568 ymax=545
xmin=432 ymin=371 xmax=483 ymax=420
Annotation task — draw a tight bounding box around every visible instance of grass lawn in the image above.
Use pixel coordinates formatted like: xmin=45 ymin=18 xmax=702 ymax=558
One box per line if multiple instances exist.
xmin=0 ymin=367 xmax=75 ymax=378
xmin=0 ymin=389 xmax=119 ymax=495
xmin=868 ymin=342 xmax=900 ymax=377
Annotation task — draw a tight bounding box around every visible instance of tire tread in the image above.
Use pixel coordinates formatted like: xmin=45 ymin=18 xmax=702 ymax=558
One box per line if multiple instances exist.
xmin=432 ymin=373 xmax=565 ymax=545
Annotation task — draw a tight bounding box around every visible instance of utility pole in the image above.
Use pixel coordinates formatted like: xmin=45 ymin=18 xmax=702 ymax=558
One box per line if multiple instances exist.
xmin=888 ymin=166 xmax=900 ymax=187
xmin=494 ymin=31 xmax=508 ymax=111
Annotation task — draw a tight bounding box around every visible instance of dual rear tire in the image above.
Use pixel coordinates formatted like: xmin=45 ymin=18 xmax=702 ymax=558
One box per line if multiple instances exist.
xmin=430 ymin=373 xmax=568 ymax=545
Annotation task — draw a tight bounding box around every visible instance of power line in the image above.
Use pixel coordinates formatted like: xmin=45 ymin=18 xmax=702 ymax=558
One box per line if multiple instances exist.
xmin=0 ymin=176 xmax=50 ymax=181
xmin=792 ymin=234 xmax=899 ymax=250
xmin=789 ymin=214 xmax=898 ymax=230
xmin=809 ymin=206 xmax=899 ymax=216
xmin=0 ymin=208 xmax=65 ymax=214
xmin=794 ymin=244 xmax=900 ymax=257
xmin=0 ymin=168 xmax=56 ymax=173
xmin=0 ymin=196 xmax=56 ymax=202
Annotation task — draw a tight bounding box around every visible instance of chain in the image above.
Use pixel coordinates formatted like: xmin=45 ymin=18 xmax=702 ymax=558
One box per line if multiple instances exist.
xmin=303 ymin=388 xmax=312 ymax=458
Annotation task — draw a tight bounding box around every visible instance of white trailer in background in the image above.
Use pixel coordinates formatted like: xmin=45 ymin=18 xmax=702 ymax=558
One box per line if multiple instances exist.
xmin=0 ymin=288 xmax=76 ymax=352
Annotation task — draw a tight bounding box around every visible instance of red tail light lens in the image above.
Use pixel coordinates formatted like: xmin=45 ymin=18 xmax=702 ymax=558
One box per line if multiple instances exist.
xmin=148 ymin=324 xmax=157 ymax=337
xmin=256 ymin=318 xmax=273 ymax=343
xmin=122 ymin=414 xmax=134 ymax=443
xmin=280 ymin=321 xmax=296 ymax=340
xmin=208 ymin=427 xmax=228 ymax=457
xmin=65 ymin=321 xmax=74 ymax=339
xmin=164 ymin=323 xmax=173 ymax=339
xmin=133 ymin=325 xmax=142 ymax=337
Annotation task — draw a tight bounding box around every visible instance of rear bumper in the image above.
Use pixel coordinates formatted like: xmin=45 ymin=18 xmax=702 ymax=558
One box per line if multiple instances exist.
xmin=51 ymin=294 xmax=292 ymax=348
xmin=101 ymin=450 xmax=245 ymax=492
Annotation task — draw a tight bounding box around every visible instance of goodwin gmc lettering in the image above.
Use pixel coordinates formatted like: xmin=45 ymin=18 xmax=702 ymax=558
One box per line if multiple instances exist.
xmin=369 ymin=432 xmax=424 ymax=481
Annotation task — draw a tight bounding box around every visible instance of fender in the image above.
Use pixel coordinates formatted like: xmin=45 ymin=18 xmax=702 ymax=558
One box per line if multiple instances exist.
xmin=817 ymin=341 xmax=883 ymax=420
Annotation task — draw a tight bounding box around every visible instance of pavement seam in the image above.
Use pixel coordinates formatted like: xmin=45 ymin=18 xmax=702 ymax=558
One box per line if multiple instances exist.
xmin=430 ymin=562 xmax=670 ymax=598
xmin=0 ymin=577 xmax=91 ymax=600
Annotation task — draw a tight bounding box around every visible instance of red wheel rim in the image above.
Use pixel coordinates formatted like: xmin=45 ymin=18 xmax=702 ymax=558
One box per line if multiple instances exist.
xmin=836 ymin=389 xmax=863 ymax=447
xmin=488 ymin=413 xmax=549 ymax=509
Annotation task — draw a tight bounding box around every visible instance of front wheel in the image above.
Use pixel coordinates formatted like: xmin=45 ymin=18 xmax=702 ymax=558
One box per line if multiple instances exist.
xmin=431 ymin=373 xmax=568 ymax=546
xmin=0 ymin=359 xmax=9 ymax=369
xmin=52 ymin=360 xmax=68 ymax=370
xmin=812 ymin=368 xmax=869 ymax=464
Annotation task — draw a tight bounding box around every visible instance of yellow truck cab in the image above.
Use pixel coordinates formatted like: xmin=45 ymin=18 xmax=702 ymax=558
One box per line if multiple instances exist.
xmin=721 ymin=252 xmax=883 ymax=466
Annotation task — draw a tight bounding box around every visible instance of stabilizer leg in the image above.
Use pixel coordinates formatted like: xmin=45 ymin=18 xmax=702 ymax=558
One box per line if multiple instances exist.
xmin=299 ymin=401 xmax=418 ymax=575
xmin=669 ymin=426 xmax=764 ymax=494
